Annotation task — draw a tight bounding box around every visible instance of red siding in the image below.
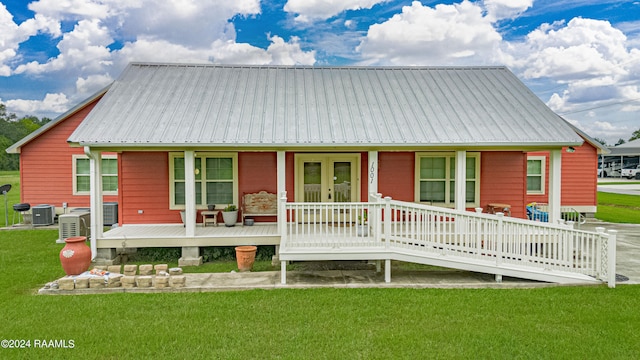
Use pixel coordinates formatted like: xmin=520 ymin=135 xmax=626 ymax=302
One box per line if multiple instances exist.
xmin=480 ymin=152 xmax=527 ymax=218
xmin=378 ymin=152 xmax=414 ymax=202
xmin=119 ymin=152 xmax=173 ymax=224
xmin=238 ymin=152 xmax=277 ymax=194
xmin=19 ymin=96 xmax=117 ymax=209
xmin=526 ymin=143 xmax=598 ymax=207
xmin=238 ymin=152 xmax=278 ymax=222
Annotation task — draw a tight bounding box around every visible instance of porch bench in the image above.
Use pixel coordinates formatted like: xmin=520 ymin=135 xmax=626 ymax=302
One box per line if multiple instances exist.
xmin=241 ymin=191 xmax=278 ymax=224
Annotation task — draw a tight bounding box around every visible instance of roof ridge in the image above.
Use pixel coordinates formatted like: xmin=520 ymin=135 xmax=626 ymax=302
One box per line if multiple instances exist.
xmin=128 ymin=62 xmax=508 ymax=71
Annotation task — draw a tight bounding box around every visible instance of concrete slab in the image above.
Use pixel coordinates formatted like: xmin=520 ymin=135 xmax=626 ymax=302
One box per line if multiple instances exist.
xmin=581 ymin=220 xmax=640 ymax=285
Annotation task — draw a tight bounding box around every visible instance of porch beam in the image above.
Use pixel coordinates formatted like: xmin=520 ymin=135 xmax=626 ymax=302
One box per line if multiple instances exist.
xmin=85 ymin=146 xmax=104 ymax=260
xmin=455 ymin=150 xmax=466 ymax=211
xmin=548 ymin=149 xmax=562 ymax=223
xmin=368 ymin=151 xmax=378 ymax=196
xmin=184 ymin=150 xmax=196 ymax=237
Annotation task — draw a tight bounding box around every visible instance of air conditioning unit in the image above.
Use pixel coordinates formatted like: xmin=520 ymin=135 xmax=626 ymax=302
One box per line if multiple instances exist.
xmin=58 ymin=212 xmax=91 ymax=241
xmin=32 ymin=204 xmax=55 ymax=226
xmin=103 ymin=202 xmax=118 ymax=226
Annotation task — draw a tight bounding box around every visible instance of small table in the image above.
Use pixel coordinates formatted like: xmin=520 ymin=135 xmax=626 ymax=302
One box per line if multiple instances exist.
xmin=487 ymin=203 xmax=511 ymax=216
xmin=201 ymin=211 xmax=219 ymax=227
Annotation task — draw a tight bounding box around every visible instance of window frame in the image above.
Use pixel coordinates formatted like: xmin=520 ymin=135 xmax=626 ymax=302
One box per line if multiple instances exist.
xmin=414 ymin=152 xmax=480 ymax=208
xmin=168 ymin=152 xmax=238 ymax=210
xmin=72 ymin=154 xmax=118 ymax=196
xmin=526 ymin=156 xmax=546 ymax=195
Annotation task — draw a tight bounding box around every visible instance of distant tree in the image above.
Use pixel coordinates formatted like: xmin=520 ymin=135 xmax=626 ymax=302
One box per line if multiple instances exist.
xmin=594 ymin=137 xmax=608 ymax=146
xmin=0 ymin=103 xmax=51 ymax=170
xmin=630 ymin=128 xmax=640 ymax=142
xmin=615 ymin=138 xmax=626 ymax=146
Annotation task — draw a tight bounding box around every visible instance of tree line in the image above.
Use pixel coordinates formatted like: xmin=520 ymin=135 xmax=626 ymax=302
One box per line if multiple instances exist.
xmin=0 ymin=103 xmax=51 ymax=170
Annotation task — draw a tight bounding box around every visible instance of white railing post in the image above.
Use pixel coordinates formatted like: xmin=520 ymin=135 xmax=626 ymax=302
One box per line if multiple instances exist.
xmin=596 ymin=227 xmax=604 ymax=280
xmin=279 ymin=191 xmax=288 ymax=285
xmin=495 ymin=213 xmax=504 ymax=283
xmin=384 ymin=196 xmax=392 ymax=249
xmin=607 ymin=230 xmax=617 ymax=288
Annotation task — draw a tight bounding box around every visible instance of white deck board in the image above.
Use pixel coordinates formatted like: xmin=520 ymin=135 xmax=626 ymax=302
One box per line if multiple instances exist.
xmin=98 ymin=223 xmax=280 ymax=247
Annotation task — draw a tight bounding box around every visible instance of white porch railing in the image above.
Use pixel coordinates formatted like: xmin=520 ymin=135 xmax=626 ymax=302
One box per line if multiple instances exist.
xmin=279 ymin=193 xmax=617 ymax=288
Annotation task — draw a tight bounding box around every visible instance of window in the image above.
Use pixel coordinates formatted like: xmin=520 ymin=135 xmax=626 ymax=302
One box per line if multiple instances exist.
xmin=73 ymin=155 xmax=118 ymax=195
xmin=527 ymin=156 xmax=545 ymax=194
xmin=169 ymin=153 xmax=238 ymax=209
xmin=415 ymin=152 xmax=480 ymax=207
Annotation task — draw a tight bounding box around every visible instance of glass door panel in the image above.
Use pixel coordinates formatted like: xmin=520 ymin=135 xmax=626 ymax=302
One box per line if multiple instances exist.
xmin=303 ymin=162 xmax=323 ymax=202
xmin=332 ymin=162 xmax=352 ymax=202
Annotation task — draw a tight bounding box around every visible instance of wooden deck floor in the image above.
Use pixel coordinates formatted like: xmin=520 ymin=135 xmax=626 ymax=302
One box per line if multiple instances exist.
xmin=98 ymin=223 xmax=280 ymax=248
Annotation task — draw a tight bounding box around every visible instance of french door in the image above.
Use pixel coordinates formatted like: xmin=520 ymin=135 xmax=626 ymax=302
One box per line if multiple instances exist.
xmin=295 ymin=154 xmax=360 ymax=222
xmin=296 ymin=154 xmax=359 ymax=203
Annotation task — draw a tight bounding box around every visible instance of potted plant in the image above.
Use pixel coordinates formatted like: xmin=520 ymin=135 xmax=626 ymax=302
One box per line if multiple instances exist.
xmin=357 ymin=210 xmax=368 ymax=237
xmin=222 ymin=204 xmax=238 ymax=227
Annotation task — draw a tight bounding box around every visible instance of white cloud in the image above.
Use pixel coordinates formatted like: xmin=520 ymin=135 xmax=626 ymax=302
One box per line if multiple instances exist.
xmin=210 ymin=35 xmax=316 ymax=65
xmin=265 ymin=35 xmax=316 ymax=65
xmin=517 ymin=18 xmax=630 ymax=80
xmin=114 ymin=38 xmax=210 ymax=65
xmin=76 ymin=73 xmax=113 ymax=97
xmin=14 ymin=18 xmax=113 ymax=75
xmin=483 ymin=0 xmax=533 ymax=21
xmin=27 ymin=0 xmax=111 ymax=20
xmin=4 ymin=93 xmax=69 ymax=114
xmin=118 ymin=0 xmax=260 ymax=47
xmin=357 ymin=1 xmax=502 ymax=65
xmin=0 ymin=4 xmax=61 ymax=76
xmin=506 ymin=17 xmax=640 ymax=130
xmin=285 ymin=0 xmax=386 ymax=22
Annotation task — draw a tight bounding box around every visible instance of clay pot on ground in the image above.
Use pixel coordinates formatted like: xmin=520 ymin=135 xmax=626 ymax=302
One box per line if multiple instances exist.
xmin=235 ymin=246 xmax=257 ymax=272
xmin=59 ymin=236 xmax=91 ymax=275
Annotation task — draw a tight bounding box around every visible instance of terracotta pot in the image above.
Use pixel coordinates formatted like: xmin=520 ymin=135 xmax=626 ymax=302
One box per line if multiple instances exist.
xmin=235 ymin=246 xmax=257 ymax=272
xmin=59 ymin=236 xmax=91 ymax=276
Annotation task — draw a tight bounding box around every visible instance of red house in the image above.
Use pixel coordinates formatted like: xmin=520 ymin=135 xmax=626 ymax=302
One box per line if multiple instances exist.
xmin=8 ymin=64 xmax=616 ymax=286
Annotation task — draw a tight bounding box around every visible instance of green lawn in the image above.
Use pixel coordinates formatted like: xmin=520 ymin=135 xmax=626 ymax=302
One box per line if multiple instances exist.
xmin=596 ymin=192 xmax=640 ymax=223
xmin=0 ymin=171 xmax=20 ymax=227
xmin=0 ymin=229 xmax=640 ymax=359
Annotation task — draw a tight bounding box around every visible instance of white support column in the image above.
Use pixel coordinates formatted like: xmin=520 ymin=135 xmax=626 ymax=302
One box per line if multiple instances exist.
xmin=455 ymin=150 xmax=466 ymax=211
xmin=277 ymin=151 xmax=286 ymax=236
xmin=548 ymin=149 xmax=562 ymax=224
xmin=277 ymin=151 xmax=286 ymax=200
xmin=184 ymin=150 xmax=196 ymax=237
xmin=368 ymin=151 xmax=378 ymax=196
xmin=85 ymin=147 xmax=104 ymax=260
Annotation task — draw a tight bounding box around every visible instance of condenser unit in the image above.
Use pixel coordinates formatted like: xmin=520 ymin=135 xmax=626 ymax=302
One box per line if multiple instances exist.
xmin=32 ymin=204 xmax=55 ymax=226
xmin=58 ymin=212 xmax=91 ymax=242
xmin=103 ymin=202 xmax=118 ymax=226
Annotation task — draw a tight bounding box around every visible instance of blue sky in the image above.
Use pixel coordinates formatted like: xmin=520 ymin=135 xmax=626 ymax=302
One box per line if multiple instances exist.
xmin=1 ymin=0 xmax=639 ymax=144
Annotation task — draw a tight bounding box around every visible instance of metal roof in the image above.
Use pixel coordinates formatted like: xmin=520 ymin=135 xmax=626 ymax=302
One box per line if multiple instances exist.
xmin=608 ymin=138 xmax=640 ymax=155
xmin=68 ymin=63 xmax=583 ymax=149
